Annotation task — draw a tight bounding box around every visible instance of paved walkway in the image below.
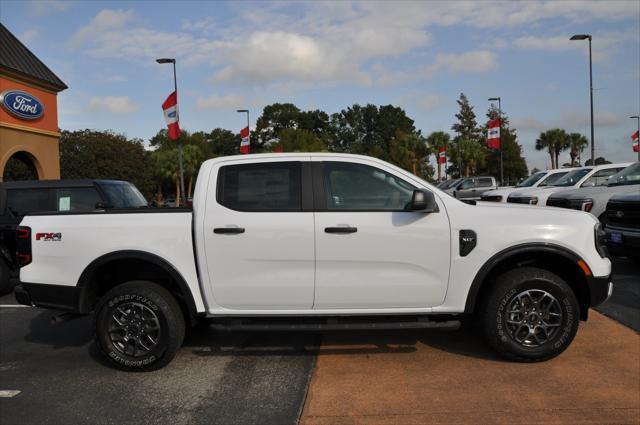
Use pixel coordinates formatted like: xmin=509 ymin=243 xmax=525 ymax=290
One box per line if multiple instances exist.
xmin=301 ymin=311 xmax=640 ymax=424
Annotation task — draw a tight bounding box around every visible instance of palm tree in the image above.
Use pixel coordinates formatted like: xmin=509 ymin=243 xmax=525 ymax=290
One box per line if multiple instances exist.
xmin=536 ymin=129 xmax=569 ymax=168
xmin=567 ymin=132 xmax=589 ymax=166
xmin=152 ymin=147 xmax=181 ymax=206
xmin=535 ymin=131 xmax=555 ymax=168
xmin=181 ymin=144 xmax=207 ymax=198
xmin=455 ymin=139 xmax=486 ymax=177
xmin=426 ymin=131 xmax=451 ymax=180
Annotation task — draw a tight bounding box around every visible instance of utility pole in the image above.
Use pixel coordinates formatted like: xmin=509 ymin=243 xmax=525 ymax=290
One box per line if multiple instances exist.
xmin=571 ymin=34 xmax=595 ymax=165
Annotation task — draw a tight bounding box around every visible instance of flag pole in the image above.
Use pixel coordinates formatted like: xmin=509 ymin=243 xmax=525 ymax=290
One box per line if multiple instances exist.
xmin=173 ymin=61 xmax=186 ymax=207
xmin=632 ymin=115 xmax=640 ymax=161
xmin=498 ymin=97 xmax=503 ymax=186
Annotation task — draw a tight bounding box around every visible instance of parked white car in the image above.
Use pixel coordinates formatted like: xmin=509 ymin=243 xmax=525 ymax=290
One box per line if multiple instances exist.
xmin=507 ymin=163 xmax=632 ymax=206
xmin=14 ymin=153 xmax=612 ymax=370
xmin=546 ymin=162 xmax=640 ymax=222
xmin=481 ymin=168 xmax=578 ymax=203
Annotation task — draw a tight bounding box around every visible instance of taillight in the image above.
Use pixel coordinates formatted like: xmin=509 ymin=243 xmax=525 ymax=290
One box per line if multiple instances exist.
xmin=15 ymin=226 xmax=32 ymax=267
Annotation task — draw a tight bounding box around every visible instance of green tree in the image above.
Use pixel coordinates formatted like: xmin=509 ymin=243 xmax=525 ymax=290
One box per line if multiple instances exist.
xmin=151 ymin=146 xmax=181 ymax=205
xmin=426 ymin=131 xmax=451 ymax=181
xmin=481 ymin=105 xmax=528 ymax=184
xmin=535 ymin=129 xmax=570 ymax=169
xmin=450 ymin=93 xmax=483 ymax=177
xmin=274 ymin=128 xmax=328 ymax=152
xmin=59 ymin=129 xmax=154 ymax=199
xmin=567 ymin=132 xmax=589 ymax=166
xmin=254 ymin=103 xmax=302 ymax=149
xmin=450 ymin=139 xmax=486 ymax=177
xmin=199 ymin=128 xmax=241 ymax=157
xmin=329 ymin=104 xmax=428 ymax=176
xmin=451 ymin=93 xmax=482 ymax=144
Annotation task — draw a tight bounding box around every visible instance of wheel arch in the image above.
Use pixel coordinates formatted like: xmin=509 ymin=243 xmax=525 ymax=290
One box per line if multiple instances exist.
xmin=464 ymin=243 xmax=592 ymax=321
xmin=76 ymin=250 xmax=198 ymax=324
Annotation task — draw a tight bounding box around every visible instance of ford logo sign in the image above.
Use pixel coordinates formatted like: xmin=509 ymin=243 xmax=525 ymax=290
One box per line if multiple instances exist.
xmin=0 ymin=89 xmax=45 ymax=120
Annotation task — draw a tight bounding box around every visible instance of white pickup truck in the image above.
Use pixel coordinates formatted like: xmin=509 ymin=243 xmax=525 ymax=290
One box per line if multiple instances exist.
xmin=14 ymin=153 xmax=612 ymax=370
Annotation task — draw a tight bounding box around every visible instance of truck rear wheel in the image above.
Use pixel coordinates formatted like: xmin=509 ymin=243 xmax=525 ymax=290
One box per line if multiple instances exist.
xmin=481 ymin=267 xmax=579 ymax=362
xmin=94 ymin=281 xmax=185 ymax=371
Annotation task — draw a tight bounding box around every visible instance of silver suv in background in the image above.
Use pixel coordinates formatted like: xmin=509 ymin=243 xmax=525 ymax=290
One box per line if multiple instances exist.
xmin=444 ymin=176 xmax=497 ymax=200
xmin=546 ymin=162 xmax=640 ymax=223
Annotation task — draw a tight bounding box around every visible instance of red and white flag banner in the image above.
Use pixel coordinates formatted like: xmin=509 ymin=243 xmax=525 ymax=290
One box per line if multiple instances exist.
xmin=438 ymin=146 xmax=446 ymax=164
xmin=632 ymin=130 xmax=639 ymax=153
xmin=487 ymin=119 xmax=500 ymax=149
xmin=162 ymin=91 xmax=180 ymax=141
xmin=239 ymin=126 xmax=250 ymax=154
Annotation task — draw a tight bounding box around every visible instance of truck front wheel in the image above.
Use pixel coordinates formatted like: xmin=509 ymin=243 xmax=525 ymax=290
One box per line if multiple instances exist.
xmin=481 ymin=267 xmax=579 ymax=362
xmin=94 ymin=281 xmax=185 ymax=371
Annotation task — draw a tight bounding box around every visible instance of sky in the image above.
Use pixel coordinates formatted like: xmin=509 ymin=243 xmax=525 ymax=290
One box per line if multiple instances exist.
xmin=1 ymin=0 xmax=639 ymax=171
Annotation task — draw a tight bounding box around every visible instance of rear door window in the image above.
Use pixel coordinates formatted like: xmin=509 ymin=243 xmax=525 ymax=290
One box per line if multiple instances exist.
xmin=55 ymin=188 xmax=102 ymax=211
xmin=217 ymin=162 xmax=302 ymax=212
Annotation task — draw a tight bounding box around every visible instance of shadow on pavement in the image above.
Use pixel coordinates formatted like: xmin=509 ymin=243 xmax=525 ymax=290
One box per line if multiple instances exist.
xmin=23 ymin=310 xmax=93 ymax=349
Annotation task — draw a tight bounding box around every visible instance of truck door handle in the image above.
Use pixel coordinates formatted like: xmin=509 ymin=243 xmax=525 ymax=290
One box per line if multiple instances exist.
xmin=214 ymin=227 xmax=245 ymax=234
xmin=325 ymin=226 xmax=357 ymax=234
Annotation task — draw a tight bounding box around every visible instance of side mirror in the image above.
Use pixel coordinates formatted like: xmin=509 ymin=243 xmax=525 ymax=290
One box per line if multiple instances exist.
xmin=408 ymin=190 xmax=438 ymax=212
xmin=582 ymin=181 xmax=595 ymax=188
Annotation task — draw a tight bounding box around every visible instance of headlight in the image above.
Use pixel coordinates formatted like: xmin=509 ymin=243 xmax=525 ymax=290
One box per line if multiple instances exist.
xmin=581 ymin=199 xmax=594 ymax=212
xmin=594 ymin=222 xmax=608 ymax=258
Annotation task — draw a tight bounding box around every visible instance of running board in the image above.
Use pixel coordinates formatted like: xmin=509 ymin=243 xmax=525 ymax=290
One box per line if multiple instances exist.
xmin=209 ymin=318 xmax=461 ymax=332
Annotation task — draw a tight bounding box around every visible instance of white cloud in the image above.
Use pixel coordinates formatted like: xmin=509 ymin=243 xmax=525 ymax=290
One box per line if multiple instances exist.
xmin=19 ymin=29 xmax=39 ymax=44
xmin=67 ymin=9 xmax=135 ymax=49
xmin=86 ymin=96 xmax=139 ymax=115
xmin=511 ymin=30 xmax=638 ymax=62
xmin=196 ymin=94 xmax=245 ymax=110
xmin=66 ymin=2 xmax=638 ymax=87
xmin=426 ymin=50 xmax=498 ymax=76
xmin=28 ymin=0 xmax=69 ymax=17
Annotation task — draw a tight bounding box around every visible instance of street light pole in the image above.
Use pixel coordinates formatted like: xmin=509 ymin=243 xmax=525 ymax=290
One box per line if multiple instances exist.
xmin=631 ymin=115 xmax=640 ymax=161
xmin=156 ymin=58 xmax=186 ymax=207
xmin=488 ymin=97 xmax=503 ymax=185
xmin=570 ymin=34 xmax=594 ymax=165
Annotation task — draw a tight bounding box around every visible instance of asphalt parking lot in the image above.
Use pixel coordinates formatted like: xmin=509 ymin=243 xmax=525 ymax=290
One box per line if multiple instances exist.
xmin=0 ymin=258 xmax=638 ymax=425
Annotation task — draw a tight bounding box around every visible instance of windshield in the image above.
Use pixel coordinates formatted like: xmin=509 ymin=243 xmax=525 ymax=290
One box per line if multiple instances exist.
xmin=607 ymin=163 xmax=640 ymax=186
xmin=516 ymin=172 xmax=547 ymax=187
xmin=100 ymin=182 xmax=148 ymax=208
xmin=538 ymin=171 xmax=568 ymax=187
xmin=440 ymin=179 xmax=460 ymax=190
xmin=553 ymin=168 xmax=592 ymax=187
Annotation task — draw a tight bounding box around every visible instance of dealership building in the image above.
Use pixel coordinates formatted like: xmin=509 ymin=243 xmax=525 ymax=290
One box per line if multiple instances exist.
xmin=0 ymin=23 xmax=67 ymax=182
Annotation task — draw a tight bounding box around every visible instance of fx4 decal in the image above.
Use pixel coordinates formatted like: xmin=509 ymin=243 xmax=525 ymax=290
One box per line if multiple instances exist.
xmin=35 ymin=232 xmax=62 ymax=241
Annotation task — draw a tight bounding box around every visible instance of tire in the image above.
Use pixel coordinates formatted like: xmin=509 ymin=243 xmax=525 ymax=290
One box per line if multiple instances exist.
xmin=0 ymin=259 xmax=11 ymax=295
xmin=481 ymin=267 xmax=579 ymax=362
xmin=94 ymin=281 xmax=185 ymax=371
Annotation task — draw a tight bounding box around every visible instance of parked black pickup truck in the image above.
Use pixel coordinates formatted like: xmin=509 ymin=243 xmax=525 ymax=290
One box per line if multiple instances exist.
xmin=0 ymin=179 xmax=148 ymax=293
xmin=604 ymin=192 xmax=640 ymax=262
